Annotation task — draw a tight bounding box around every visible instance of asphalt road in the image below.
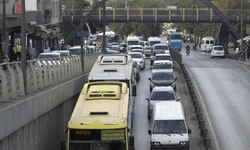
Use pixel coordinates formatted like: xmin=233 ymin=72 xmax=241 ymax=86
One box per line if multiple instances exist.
xmin=181 ymin=43 xmax=250 ymax=150
xmin=132 ymin=57 xmax=204 ymax=150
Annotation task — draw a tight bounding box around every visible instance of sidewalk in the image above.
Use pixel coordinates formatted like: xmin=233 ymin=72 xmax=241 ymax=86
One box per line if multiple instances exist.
xmin=226 ymin=48 xmax=250 ymax=70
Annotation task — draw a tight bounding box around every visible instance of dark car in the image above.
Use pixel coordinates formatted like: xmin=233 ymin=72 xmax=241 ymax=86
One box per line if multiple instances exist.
xmin=148 ymin=70 xmax=177 ymax=91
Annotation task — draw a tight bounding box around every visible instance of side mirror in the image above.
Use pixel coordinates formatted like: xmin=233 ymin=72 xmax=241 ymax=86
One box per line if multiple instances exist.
xmin=177 ymin=97 xmax=181 ymax=101
xmin=175 ymin=77 xmax=178 ymax=81
xmin=60 ymin=139 xmax=66 ymax=150
xmin=148 ymin=130 xmax=152 ymax=135
xmin=132 ymin=85 xmax=137 ymax=96
xmin=129 ymin=136 xmax=135 ymax=150
xmin=150 ymin=67 xmax=152 ymax=69
xmin=188 ymin=129 xmax=192 ymax=134
xmin=146 ymin=98 xmax=149 ymax=101
xmin=148 ymin=78 xmax=151 ymax=81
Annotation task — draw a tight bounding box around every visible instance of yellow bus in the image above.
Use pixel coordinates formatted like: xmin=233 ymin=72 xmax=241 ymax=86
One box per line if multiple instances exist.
xmin=61 ymin=81 xmax=135 ymax=150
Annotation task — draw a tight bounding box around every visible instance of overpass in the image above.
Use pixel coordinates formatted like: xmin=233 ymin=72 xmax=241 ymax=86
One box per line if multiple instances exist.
xmin=63 ymin=0 xmax=249 ymax=49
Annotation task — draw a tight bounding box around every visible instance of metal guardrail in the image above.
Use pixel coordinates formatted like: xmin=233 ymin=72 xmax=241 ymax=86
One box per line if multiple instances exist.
xmin=0 ymin=53 xmax=101 ymax=102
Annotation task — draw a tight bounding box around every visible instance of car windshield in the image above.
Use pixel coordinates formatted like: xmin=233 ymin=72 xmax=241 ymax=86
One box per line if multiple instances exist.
xmin=214 ymin=47 xmax=223 ymax=50
xmin=152 ymin=72 xmax=173 ymax=80
xmin=149 ymin=41 xmax=161 ymax=45
xmin=153 ymin=63 xmax=172 ymax=69
xmin=38 ymin=54 xmax=60 ymax=59
xmin=58 ymin=52 xmax=69 ymax=57
xmin=69 ymin=48 xmax=81 ymax=55
xmin=128 ymin=41 xmax=139 ymax=45
xmin=150 ymin=91 xmax=175 ymax=100
xmin=155 ymin=56 xmax=171 ymax=60
xmin=153 ymin=50 xmax=165 ymax=56
xmin=153 ymin=120 xmax=187 ymax=134
xmin=131 ymin=47 xmax=142 ymax=50
xmin=130 ymin=54 xmax=142 ymax=58
xmin=154 ymin=46 xmax=168 ymax=50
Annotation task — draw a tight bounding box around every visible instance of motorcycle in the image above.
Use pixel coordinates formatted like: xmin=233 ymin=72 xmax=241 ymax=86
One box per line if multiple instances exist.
xmin=193 ymin=43 xmax=197 ymax=51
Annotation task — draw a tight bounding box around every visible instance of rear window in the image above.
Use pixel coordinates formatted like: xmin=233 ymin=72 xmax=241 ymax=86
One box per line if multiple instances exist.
xmin=214 ymin=47 xmax=223 ymax=50
xmin=150 ymin=91 xmax=175 ymax=100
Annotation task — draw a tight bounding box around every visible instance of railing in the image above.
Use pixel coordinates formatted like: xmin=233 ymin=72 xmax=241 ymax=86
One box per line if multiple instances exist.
xmin=0 ymin=53 xmax=101 ymax=102
xmin=63 ymin=8 xmax=250 ymax=17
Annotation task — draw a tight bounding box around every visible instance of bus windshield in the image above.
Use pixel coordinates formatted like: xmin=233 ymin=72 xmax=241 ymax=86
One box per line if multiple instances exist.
xmin=171 ymin=35 xmax=182 ymax=40
xmin=69 ymin=129 xmax=126 ymax=150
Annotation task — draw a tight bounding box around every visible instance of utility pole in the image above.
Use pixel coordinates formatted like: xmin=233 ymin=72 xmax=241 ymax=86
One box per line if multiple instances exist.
xmin=21 ymin=0 xmax=27 ymax=93
xmin=81 ymin=0 xmax=84 ymax=71
xmin=2 ymin=0 xmax=7 ymax=58
xmin=102 ymin=3 xmax=106 ymax=53
xmin=240 ymin=0 xmax=243 ymax=55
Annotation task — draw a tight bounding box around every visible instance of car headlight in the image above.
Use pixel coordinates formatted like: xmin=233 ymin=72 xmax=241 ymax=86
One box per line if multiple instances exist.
xmin=151 ymin=142 xmax=161 ymax=146
xmin=179 ymin=141 xmax=189 ymax=145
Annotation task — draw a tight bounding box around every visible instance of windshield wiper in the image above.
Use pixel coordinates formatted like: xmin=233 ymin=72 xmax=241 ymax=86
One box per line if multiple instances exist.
xmin=163 ymin=132 xmax=171 ymax=136
xmin=169 ymin=132 xmax=183 ymax=136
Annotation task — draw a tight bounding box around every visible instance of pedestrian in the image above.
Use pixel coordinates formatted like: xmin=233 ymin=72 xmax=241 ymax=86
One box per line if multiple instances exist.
xmin=247 ymin=43 xmax=250 ymax=59
xmin=235 ymin=46 xmax=240 ymax=60
xmin=43 ymin=45 xmax=51 ymax=53
xmin=13 ymin=44 xmax=17 ymax=61
xmin=16 ymin=44 xmax=22 ymax=61
xmin=29 ymin=46 xmax=36 ymax=60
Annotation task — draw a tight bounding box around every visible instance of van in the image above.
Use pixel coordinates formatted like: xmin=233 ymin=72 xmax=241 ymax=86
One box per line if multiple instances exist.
xmin=201 ymin=37 xmax=214 ymax=52
xmin=148 ymin=102 xmax=191 ymax=150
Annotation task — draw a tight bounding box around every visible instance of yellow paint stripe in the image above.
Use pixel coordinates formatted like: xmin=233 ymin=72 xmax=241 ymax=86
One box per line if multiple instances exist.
xmin=99 ymin=7 xmax=101 ymax=23
xmin=210 ymin=8 xmax=213 ymax=22
xmin=113 ymin=8 xmax=115 ymax=22
xmin=155 ymin=8 xmax=157 ymax=22
xmin=127 ymin=8 xmax=129 ymax=22
xmin=197 ymin=8 xmax=199 ymax=22
xmin=140 ymin=8 xmax=143 ymax=23
xmin=169 ymin=8 xmax=171 ymax=22
xmin=183 ymin=8 xmax=185 ymax=22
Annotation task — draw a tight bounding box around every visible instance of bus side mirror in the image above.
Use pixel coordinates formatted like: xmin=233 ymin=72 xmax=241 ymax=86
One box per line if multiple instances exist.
xmin=129 ymin=136 xmax=135 ymax=150
xmin=60 ymin=139 xmax=66 ymax=150
xmin=132 ymin=85 xmax=137 ymax=96
xmin=188 ymin=129 xmax=192 ymax=134
xmin=148 ymin=130 xmax=151 ymax=135
xmin=146 ymin=98 xmax=149 ymax=101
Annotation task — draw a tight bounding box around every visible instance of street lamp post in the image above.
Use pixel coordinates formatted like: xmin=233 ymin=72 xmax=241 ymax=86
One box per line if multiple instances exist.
xmin=2 ymin=0 xmax=7 ymax=58
xmin=240 ymin=0 xmax=243 ymax=54
xmin=21 ymin=0 xmax=27 ymax=93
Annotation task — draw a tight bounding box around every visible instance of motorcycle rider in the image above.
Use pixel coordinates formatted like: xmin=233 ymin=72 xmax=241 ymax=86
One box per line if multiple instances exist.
xmin=186 ymin=45 xmax=190 ymax=55
xmin=193 ymin=42 xmax=197 ymax=50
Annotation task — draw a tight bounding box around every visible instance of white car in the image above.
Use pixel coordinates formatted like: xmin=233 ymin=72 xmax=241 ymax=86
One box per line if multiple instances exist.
xmin=52 ymin=50 xmax=72 ymax=57
xmin=130 ymin=45 xmax=143 ymax=52
xmin=128 ymin=52 xmax=145 ymax=70
xmin=153 ymin=44 xmax=170 ymax=54
xmin=150 ymin=60 xmax=173 ymax=73
xmin=210 ymin=45 xmax=225 ymax=58
xmin=155 ymin=53 xmax=172 ymax=62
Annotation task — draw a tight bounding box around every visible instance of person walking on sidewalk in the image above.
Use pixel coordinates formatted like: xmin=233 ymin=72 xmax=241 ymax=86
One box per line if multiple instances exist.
xmin=246 ymin=43 xmax=250 ymax=59
xmin=235 ymin=46 xmax=240 ymax=60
